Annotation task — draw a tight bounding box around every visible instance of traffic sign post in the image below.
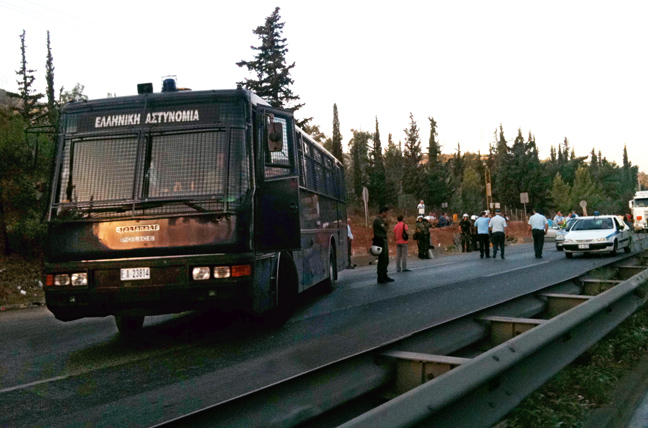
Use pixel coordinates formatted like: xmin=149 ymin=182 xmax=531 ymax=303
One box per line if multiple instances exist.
xmin=579 ymin=200 xmax=587 ymax=217
xmin=520 ymin=192 xmax=529 ymax=220
xmin=362 ymin=187 xmax=369 ymax=227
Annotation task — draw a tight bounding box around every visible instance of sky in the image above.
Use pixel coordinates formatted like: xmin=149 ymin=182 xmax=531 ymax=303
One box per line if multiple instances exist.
xmin=1 ymin=0 xmax=647 ymax=173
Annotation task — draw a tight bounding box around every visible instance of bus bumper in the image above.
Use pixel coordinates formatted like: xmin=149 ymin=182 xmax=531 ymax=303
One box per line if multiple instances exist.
xmin=44 ymin=254 xmax=255 ymax=321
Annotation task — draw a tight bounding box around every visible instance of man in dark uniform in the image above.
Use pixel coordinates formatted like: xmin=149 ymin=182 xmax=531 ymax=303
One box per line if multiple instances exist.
xmin=459 ymin=214 xmax=472 ymax=252
xmin=416 ymin=216 xmax=431 ymax=258
xmin=373 ymin=206 xmax=394 ymax=283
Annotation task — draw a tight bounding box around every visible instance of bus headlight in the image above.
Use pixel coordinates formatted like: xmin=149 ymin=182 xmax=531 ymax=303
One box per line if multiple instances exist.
xmin=192 ymin=267 xmax=211 ymax=280
xmin=71 ymin=273 xmax=88 ymax=286
xmin=54 ymin=274 xmax=71 ymax=286
xmin=214 ymin=266 xmax=231 ymax=279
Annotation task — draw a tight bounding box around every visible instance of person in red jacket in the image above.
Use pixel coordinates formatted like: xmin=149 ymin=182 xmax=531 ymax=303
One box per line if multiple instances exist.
xmin=393 ymin=215 xmax=411 ymax=272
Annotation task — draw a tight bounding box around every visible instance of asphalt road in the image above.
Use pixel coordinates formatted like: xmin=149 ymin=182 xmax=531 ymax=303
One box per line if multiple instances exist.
xmin=1 ymin=241 xmax=645 ymax=427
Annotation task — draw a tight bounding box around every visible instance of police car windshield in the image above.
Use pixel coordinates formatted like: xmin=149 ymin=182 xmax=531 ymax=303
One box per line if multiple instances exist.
xmin=572 ymin=218 xmax=613 ymax=231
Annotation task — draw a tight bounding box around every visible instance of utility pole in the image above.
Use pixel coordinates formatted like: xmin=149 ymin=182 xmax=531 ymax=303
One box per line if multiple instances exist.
xmin=485 ymin=167 xmax=492 ymax=212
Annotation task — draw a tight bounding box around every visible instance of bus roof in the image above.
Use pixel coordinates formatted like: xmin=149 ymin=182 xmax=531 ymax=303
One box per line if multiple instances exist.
xmin=61 ymin=87 xmax=271 ymax=114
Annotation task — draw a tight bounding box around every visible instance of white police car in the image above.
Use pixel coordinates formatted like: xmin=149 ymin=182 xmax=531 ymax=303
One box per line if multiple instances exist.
xmin=563 ymin=215 xmax=632 ymax=258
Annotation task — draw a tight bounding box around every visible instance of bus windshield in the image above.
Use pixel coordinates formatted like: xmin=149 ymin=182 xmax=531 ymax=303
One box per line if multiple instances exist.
xmin=635 ymin=198 xmax=648 ymax=208
xmin=53 ymin=127 xmax=250 ymax=218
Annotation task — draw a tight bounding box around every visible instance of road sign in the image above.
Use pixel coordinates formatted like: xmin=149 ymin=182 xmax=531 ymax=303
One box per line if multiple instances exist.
xmin=579 ymin=200 xmax=587 ymax=209
xmin=520 ymin=192 xmax=529 ymax=204
xmin=442 ymin=202 xmax=448 ymax=208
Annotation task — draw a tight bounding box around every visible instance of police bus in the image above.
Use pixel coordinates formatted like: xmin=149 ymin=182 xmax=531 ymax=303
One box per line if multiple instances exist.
xmin=44 ymin=80 xmax=347 ymax=334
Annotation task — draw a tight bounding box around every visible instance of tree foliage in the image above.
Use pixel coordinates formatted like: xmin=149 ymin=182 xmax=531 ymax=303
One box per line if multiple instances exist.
xmin=236 ymin=7 xmax=305 ymax=121
xmin=331 ymin=103 xmax=343 ymax=161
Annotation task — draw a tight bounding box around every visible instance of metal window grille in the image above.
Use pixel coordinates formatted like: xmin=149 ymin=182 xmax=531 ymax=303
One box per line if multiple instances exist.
xmin=146 ymin=131 xmax=228 ymax=198
xmin=58 ymin=135 xmax=139 ymax=203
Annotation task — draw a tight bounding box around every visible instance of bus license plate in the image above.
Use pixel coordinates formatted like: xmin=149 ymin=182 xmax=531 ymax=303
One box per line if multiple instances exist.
xmin=578 ymin=244 xmax=589 ymax=249
xmin=121 ymin=267 xmax=150 ymax=281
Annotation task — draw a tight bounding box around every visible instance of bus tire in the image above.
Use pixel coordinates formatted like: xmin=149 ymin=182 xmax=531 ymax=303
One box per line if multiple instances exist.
xmin=322 ymin=245 xmax=338 ymax=294
xmin=114 ymin=315 xmax=145 ymax=335
xmin=265 ymin=252 xmax=298 ymax=326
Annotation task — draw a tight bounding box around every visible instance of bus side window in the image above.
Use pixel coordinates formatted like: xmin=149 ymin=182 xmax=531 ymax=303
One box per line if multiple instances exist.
xmin=264 ymin=116 xmax=292 ymax=179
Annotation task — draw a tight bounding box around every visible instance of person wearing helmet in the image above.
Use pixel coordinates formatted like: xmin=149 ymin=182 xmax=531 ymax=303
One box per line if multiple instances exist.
xmin=415 ymin=215 xmax=431 ymax=259
xmin=373 ymin=206 xmax=394 ymax=283
xmin=470 ymin=215 xmax=479 ymax=251
xmin=459 ymin=214 xmax=472 ymax=252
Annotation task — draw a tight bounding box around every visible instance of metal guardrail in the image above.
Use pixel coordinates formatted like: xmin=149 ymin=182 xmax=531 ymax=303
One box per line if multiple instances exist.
xmin=155 ymin=239 xmax=648 ymax=428
xmin=341 ymin=263 xmax=648 ymax=427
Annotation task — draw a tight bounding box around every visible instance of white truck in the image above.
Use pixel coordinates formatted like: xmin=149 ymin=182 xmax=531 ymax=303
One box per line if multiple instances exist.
xmin=629 ymin=191 xmax=648 ymax=232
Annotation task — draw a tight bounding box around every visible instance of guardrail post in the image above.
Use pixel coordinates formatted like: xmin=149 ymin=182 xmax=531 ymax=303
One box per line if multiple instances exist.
xmin=616 ymin=266 xmax=646 ymax=281
xmin=381 ymin=351 xmax=470 ymax=395
xmin=540 ymin=293 xmax=593 ymax=318
xmin=478 ymin=316 xmax=546 ymax=346
xmin=580 ymin=279 xmax=623 ymax=296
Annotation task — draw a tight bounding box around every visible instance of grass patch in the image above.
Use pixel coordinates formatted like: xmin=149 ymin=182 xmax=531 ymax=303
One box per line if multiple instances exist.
xmin=0 ymin=255 xmax=44 ymax=308
xmin=499 ymin=304 xmax=648 ymax=428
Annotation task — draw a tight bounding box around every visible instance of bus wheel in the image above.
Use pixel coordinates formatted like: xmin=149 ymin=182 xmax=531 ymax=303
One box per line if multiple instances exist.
xmin=322 ymin=247 xmax=337 ymax=294
xmin=114 ymin=315 xmax=145 ymax=335
xmin=265 ymin=253 xmax=298 ymax=326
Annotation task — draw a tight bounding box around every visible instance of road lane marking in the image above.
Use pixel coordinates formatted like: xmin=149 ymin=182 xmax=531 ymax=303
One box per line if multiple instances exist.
xmin=483 ymin=260 xmax=552 ymax=277
xmin=0 ymin=375 xmax=69 ymax=394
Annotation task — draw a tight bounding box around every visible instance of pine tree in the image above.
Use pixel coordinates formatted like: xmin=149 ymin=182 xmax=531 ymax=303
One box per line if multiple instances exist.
xmin=571 ymin=167 xmax=603 ymax=212
xmin=550 ymin=173 xmax=572 ymax=213
xmin=331 ymin=103 xmax=343 ymax=161
xmin=402 ymin=113 xmax=423 ymax=197
xmin=236 ymin=7 xmax=304 ymax=116
xmin=12 ymin=30 xmax=43 ymax=124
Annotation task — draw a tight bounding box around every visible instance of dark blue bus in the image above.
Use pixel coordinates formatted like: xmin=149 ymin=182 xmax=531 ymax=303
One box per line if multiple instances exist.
xmin=44 ymin=82 xmax=347 ymax=334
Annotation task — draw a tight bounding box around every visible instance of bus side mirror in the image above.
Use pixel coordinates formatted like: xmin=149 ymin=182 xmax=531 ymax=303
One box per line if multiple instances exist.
xmin=629 ymin=201 xmax=634 ymax=209
xmin=268 ymin=121 xmax=284 ymax=152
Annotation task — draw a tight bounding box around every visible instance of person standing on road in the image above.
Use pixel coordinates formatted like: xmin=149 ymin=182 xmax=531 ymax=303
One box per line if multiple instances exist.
xmin=374 ymin=206 xmax=394 ymax=283
xmin=415 ymin=216 xmax=431 ymax=259
xmin=553 ymin=210 xmax=566 ymax=228
xmin=393 ymin=215 xmax=411 ymax=272
xmin=459 ymin=214 xmax=472 ymax=252
xmin=475 ymin=211 xmax=491 ymax=258
xmin=417 ymin=200 xmax=425 ymax=216
xmin=346 ymin=218 xmax=355 ymax=269
xmin=489 ymin=209 xmax=508 ymax=259
xmin=528 ymin=208 xmax=549 ymax=258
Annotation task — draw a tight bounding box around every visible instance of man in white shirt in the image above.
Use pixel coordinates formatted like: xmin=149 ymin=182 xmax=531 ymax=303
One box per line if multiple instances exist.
xmin=553 ymin=211 xmax=565 ymax=227
xmin=417 ymin=200 xmax=425 ymax=216
xmin=528 ymin=208 xmax=549 ymax=258
xmin=489 ymin=209 xmax=508 ymax=259
xmin=346 ymin=218 xmax=355 ymax=269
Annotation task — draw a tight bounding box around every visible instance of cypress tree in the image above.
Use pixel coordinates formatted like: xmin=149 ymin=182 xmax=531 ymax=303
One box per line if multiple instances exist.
xmin=368 ymin=117 xmax=386 ymax=208
xmin=331 ymin=103 xmax=343 ymax=161
xmin=12 ymin=30 xmax=43 ymax=124
xmin=45 ymin=30 xmax=57 ymax=130
xmin=402 ymin=113 xmax=423 ymax=197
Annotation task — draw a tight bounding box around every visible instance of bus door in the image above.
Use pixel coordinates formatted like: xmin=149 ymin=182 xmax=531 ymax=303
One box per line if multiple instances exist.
xmin=255 ymin=108 xmax=300 ymax=252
